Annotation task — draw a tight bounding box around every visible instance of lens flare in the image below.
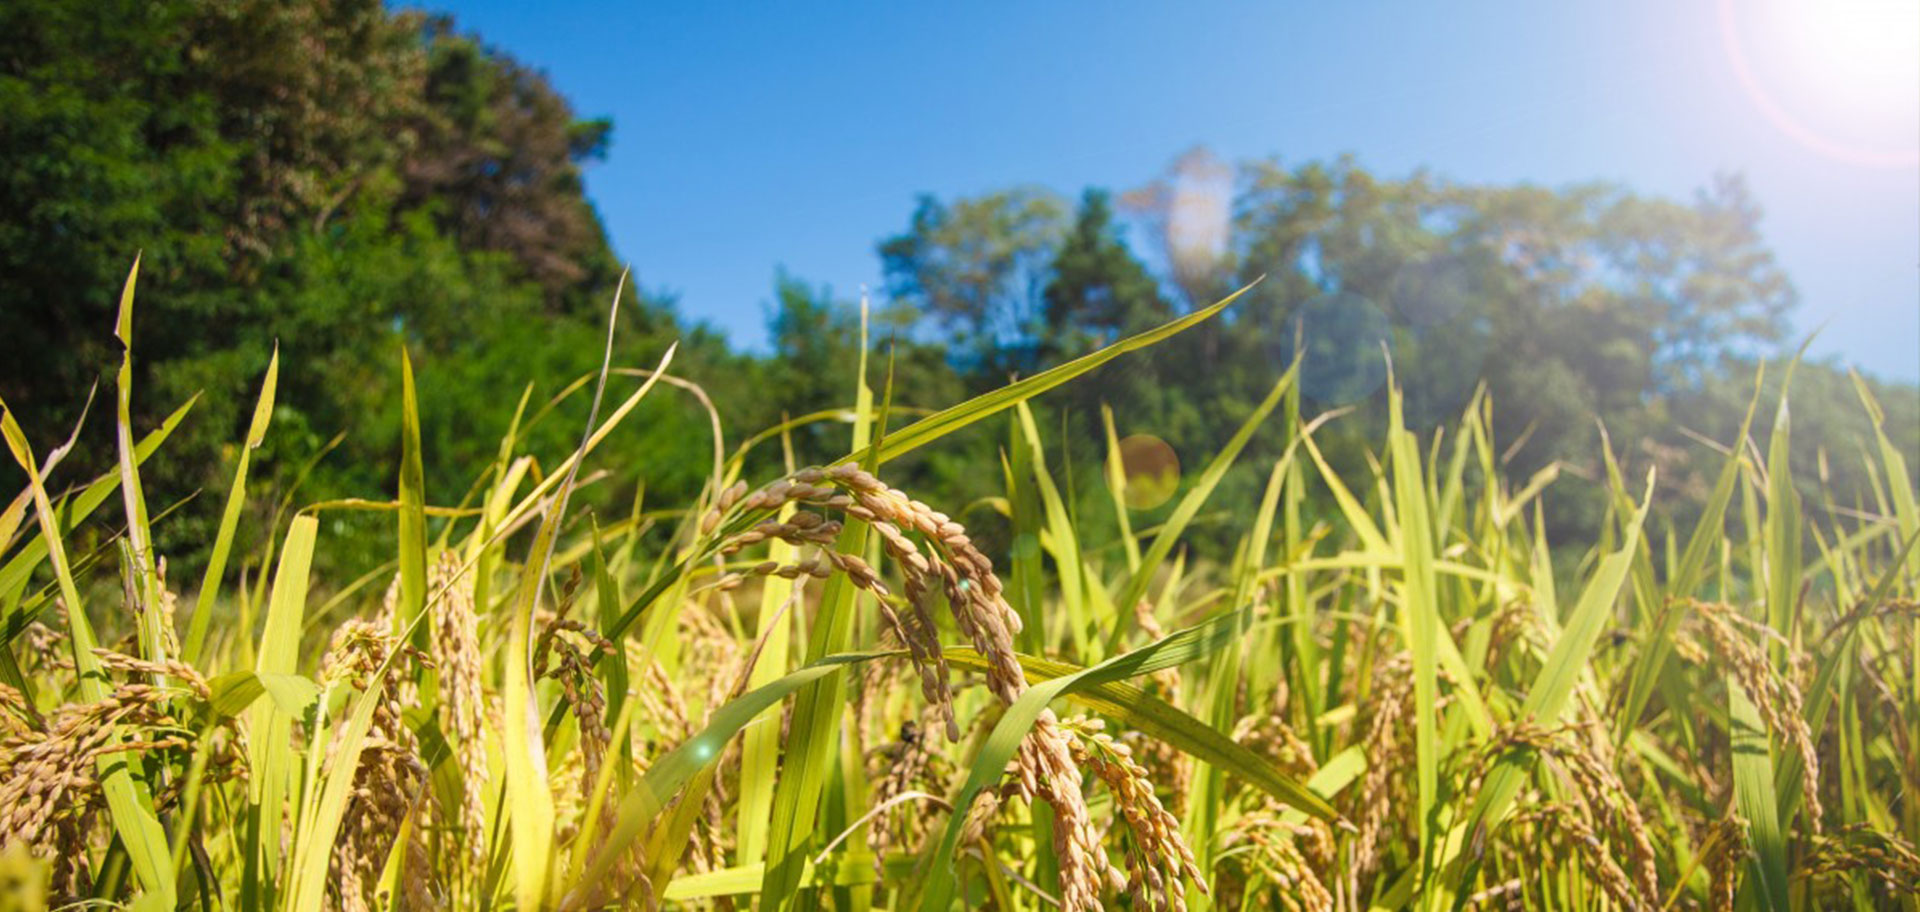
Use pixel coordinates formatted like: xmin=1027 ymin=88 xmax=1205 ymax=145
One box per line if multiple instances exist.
xmin=1391 ymin=258 xmax=1490 ymax=426
xmin=1281 ymin=292 xmax=1392 ymax=407
xmin=1719 ymin=0 xmax=1920 ymax=168
xmin=1113 ymin=434 xmax=1181 ymax=510
xmin=1390 ymin=257 xmax=1475 ymax=329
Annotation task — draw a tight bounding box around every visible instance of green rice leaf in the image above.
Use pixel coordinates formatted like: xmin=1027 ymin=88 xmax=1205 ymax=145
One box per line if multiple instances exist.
xmin=919 ymin=606 xmax=1254 ymax=911
xmin=852 ymin=280 xmax=1257 ymax=466
xmin=1109 ymin=367 xmax=1293 ymax=651
xmin=942 ymin=648 xmax=1338 ymax=821
xmin=563 ymin=650 xmax=899 ymax=909
xmin=0 ymin=395 xmax=176 ymax=905
xmin=396 ymin=349 xmax=428 ymax=636
xmin=187 ymin=347 xmax=278 ymax=663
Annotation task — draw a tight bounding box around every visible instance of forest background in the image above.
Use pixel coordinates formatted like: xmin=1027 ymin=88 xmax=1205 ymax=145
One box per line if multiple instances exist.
xmin=3 ymin=0 xmax=1914 ymax=578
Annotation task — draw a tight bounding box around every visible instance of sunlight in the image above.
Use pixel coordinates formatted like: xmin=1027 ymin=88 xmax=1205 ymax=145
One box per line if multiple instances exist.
xmin=1720 ymin=0 xmax=1920 ymax=168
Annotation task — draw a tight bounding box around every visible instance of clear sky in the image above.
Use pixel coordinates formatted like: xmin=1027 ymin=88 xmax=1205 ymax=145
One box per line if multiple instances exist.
xmin=414 ymin=1 xmax=1920 ymax=381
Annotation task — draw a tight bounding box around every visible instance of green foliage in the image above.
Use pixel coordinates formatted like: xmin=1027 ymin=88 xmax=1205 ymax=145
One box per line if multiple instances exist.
xmin=4 ymin=17 xmax=1920 ymax=907
xmin=1043 ymin=188 xmax=1173 ymax=348
xmin=0 ymin=0 xmax=701 ymax=575
xmin=878 ymin=187 xmax=1069 ymax=373
xmin=876 ymin=153 xmax=1914 ymax=562
xmin=3 ymin=282 xmax=1916 ymax=910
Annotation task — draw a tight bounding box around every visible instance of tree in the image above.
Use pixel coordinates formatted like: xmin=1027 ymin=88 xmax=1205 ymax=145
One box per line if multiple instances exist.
xmin=878 ymin=187 xmax=1068 ymax=375
xmin=1042 ymin=188 xmax=1171 ymax=352
xmin=1122 ymin=145 xmax=1237 ymax=308
xmin=0 ymin=0 xmax=694 ymax=569
xmin=401 ymin=20 xmax=622 ymax=311
xmin=885 ymin=155 xmax=1849 ymax=553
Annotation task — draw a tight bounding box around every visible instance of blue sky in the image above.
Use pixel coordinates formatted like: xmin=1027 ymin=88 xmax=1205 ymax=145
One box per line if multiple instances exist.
xmin=416 ymin=1 xmax=1919 ymax=381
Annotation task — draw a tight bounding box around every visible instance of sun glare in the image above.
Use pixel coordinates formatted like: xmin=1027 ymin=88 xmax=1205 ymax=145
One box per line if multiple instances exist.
xmin=1720 ymin=0 xmax=1920 ymax=168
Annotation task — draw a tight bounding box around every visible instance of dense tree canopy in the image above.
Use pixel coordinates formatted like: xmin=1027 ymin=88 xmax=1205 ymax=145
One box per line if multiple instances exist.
xmin=878 ymin=153 xmax=1913 ymax=545
xmin=0 ymin=0 xmax=751 ymax=569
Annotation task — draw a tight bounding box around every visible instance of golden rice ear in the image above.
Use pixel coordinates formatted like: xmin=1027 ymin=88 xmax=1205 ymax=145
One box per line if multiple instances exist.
xmin=706 ymin=466 xmax=1139 ymax=911
xmin=0 ymin=681 xmax=177 ymax=898
xmin=1509 ymin=804 xmax=1648 ymax=911
xmin=316 ymin=618 xmax=437 ymax=912
xmin=1693 ymin=601 xmax=1823 ymax=833
xmin=1064 ymin=716 xmax=1206 ymax=912
xmin=427 ymin=551 xmax=488 ymax=898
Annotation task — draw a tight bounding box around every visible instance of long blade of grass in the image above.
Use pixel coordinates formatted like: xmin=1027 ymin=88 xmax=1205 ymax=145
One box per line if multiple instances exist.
xmin=1730 ymin=680 xmax=1790 ymax=911
xmin=1386 ymin=384 xmax=1447 ymax=896
xmin=920 ymin=605 xmax=1253 ymax=911
xmin=0 ymin=399 xmax=176 ymax=905
xmin=562 ymin=650 xmax=899 ymax=908
xmin=188 ymin=347 xmax=278 ymax=663
xmin=1763 ymin=367 xmax=1802 ymax=641
xmin=1100 ymin=405 xmax=1143 ymax=574
xmin=396 ymin=349 xmax=429 ymax=636
xmin=760 ymin=301 xmax=878 ymax=912
xmin=853 ymin=280 xmax=1258 ymax=466
xmin=109 ymin=256 xmax=167 ymax=678
xmin=1442 ymin=470 xmax=1654 ymax=907
xmin=1108 ymin=368 xmax=1293 ymax=651
xmin=504 ymin=275 xmax=665 ymax=910
xmin=1015 ymin=401 xmax=1089 ymax=655
xmin=241 ymin=513 xmax=318 ymax=909
xmin=737 ymin=517 xmax=797 ymax=861
xmin=942 ymin=648 xmax=1338 ymax=820
xmin=1299 ymin=421 xmax=1392 ymax=556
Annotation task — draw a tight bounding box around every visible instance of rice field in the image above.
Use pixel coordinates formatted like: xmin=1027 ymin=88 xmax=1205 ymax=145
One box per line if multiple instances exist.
xmin=0 ymin=265 xmax=1915 ymax=911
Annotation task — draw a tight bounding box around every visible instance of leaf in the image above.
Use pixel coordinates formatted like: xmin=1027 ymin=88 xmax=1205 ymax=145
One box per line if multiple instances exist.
xmin=111 ymin=256 xmax=166 ymax=673
xmin=736 ymin=518 xmax=796 ymax=862
xmin=0 ymin=391 xmax=176 ymax=905
xmin=1100 ymin=405 xmax=1142 ymax=574
xmin=207 ymin=670 xmax=320 ymax=718
xmin=661 ymin=858 xmax=885 ymax=900
xmin=1729 ymin=681 xmax=1790 ymax=911
xmin=507 ymin=279 xmax=666 ymax=910
xmin=919 ymin=606 xmax=1258 ymax=911
xmin=760 ymin=304 xmax=878 ymax=912
xmin=1763 ymin=367 xmax=1801 ymax=639
xmin=1387 ymin=386 xmax=1446 ymax=885
xmin=242 ymin=513 xmax=318 ymax=905
xmin=396 ymin=348 xmax=428 ymax=636
xmin=562 ymin=651 xmax=899 ymax=909
xmin=1014 ymin=401 xmax=1089 ymax=655
xmin=1109 ymin=367 xmax=1293 ymax=650
xmin=942 ymin=649 xmax=1338 ymax=821
xmin=852 ymin=280 xmax=1258 ymax=466
xmin=187 ymin=347 xmax=278 ymax=663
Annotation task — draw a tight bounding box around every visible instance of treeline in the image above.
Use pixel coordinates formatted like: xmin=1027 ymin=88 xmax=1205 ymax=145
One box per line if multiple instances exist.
xmin=1 ymin=0 xmax=744 ymax=568
xmin=790 ymin=151 xmax=1920 ymax=561
xmin=3 ymin=0 xmax=1913 ymax=576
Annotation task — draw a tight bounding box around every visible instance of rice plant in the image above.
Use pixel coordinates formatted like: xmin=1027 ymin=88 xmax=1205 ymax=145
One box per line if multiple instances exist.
xmin=0 ymin=261 xmax=1913 ymax=911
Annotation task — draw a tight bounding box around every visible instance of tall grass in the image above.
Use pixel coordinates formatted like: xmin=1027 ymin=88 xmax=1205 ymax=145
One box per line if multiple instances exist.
xmin=0 ymin=263 xmax=1914 ymax=911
